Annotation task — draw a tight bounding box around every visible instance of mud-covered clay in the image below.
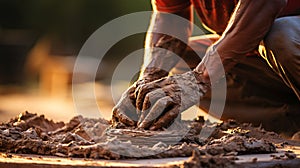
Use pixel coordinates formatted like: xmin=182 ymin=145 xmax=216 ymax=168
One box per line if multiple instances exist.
xmin=0 ymin=111 xmax=297 ymax=167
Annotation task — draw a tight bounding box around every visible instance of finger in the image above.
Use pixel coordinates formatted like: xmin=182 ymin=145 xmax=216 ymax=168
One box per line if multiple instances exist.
xmin=138 ymin=96 xmax=174 ymax=129
xmin=149 ymin=105 xmax=180 ymax=130
xmin=112 ymin=107 xmax=136 ymax=126
xmin=127 ymin=85 xmax=137 ymax=102
xmin=135 ymin=82 xmax=161 ymax=111
xmin=138 ymin=89 xmax=166 ymax=125
xmin=118 ymin=86 xmax=137 ymax=111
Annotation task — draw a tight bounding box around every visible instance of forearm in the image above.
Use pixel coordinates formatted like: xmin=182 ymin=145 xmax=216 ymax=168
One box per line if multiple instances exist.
xmin=140 ymin=6 xmax=193 ymax=81
xmin=196 ymin=0 xmax=287 ymax=78
xmin=218 ymin=0 xmax=286 ymax=57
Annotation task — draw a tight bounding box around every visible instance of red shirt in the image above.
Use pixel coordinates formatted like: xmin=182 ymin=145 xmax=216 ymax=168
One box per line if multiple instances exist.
xmin=153 ymin=0 xmax=300 ymax=34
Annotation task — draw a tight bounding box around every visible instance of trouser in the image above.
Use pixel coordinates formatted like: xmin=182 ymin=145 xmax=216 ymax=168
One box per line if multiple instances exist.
xmin=172 ymin=16 xmax=300 ymax=135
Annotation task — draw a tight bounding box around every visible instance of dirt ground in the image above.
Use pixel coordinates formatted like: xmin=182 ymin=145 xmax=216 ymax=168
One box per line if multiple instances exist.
xmin=1 ymin=111 xmax=299 ymax=167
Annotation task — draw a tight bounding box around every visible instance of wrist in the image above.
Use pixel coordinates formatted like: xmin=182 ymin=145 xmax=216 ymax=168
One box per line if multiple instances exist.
xmin=194 ymin=45 xmax=227 ymax=84
xmin=142 ymin=36 xmax=187 ymax=81
xmin=192 ymin=69 xmax=210 ymax=86
xmin=141 ymin=67 xmax=169 ymax=82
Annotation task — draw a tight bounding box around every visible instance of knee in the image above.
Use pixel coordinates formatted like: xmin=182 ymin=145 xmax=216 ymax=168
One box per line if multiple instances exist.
xmin=265 ymin=17 xmax=293 ymax=50
xmin=264 ymin=17 xmax=300 ymax=64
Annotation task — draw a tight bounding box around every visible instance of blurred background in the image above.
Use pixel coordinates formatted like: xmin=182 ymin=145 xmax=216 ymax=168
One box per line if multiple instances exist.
xmin=0 ymin=0 xmax=209 ymax=123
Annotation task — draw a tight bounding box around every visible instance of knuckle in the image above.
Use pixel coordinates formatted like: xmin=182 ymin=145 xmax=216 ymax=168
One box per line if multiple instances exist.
xmin=144 ymin=94 xmax=150 ymax=101
xmin=134 ymin=84 xmax=143 ymax=95
xmin=128 ymin=85 xmax=136 ymax=93
xmin=156 ymin=98 xmax=165 ymax=105
xmin=163 ymin=96 xmax=174 ymax=103
xmin=140 ymin=85 xmax=148 ymax=94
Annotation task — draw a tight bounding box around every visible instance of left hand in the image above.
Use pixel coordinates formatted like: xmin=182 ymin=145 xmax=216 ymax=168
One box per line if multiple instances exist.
xmin=134 ymin=71 xmax=210 ymax=130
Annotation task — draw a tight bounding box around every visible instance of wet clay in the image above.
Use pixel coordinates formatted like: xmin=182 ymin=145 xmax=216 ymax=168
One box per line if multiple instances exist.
xmin=0 ymin=111 xmax=298 ymax=167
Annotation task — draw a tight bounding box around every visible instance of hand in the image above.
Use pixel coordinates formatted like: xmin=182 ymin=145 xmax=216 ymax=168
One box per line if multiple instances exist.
xmin=112 ymin=35 xmax=187 ymax=128
xmin=135 ymin=71 xmax=210 ymax=130
xmin=196 ymin=45 xmax=237 ymax=84
xmin=112 ymin=80 xmax=147 ymax=127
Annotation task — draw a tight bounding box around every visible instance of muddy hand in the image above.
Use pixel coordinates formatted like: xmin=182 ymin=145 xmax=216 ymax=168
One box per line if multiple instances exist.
xmin=135 ymin=71 xmax=210 ymax=130
xmin=112 ymin=80 xmax=148 ymax=127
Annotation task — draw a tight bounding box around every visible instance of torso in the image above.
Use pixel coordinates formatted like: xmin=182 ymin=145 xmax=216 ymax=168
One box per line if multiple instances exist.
xmin=191 ymin=0 xmax=300 ymax=34
xmin=153 ymin=0 xmax=300 ymax=34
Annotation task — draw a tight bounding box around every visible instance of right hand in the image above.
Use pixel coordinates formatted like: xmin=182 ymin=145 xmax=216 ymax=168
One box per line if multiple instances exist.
xmin=134 ymin=71 xmax=209 ymax=130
